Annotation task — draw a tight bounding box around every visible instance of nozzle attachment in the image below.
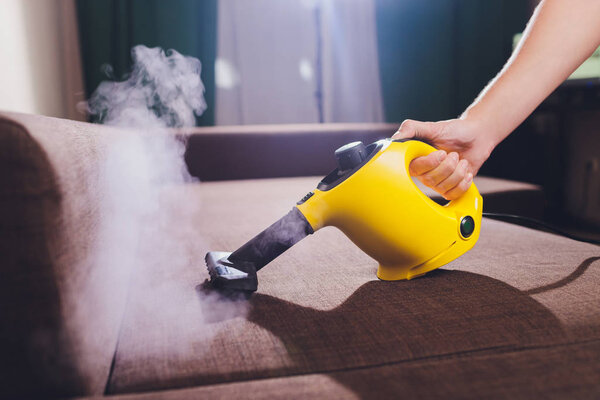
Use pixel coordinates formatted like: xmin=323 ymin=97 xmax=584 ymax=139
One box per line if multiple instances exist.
xmin=204 ymin=207 xmax=314 ymax=293
xmin=205 ymin=251 xmax=258 ymax=292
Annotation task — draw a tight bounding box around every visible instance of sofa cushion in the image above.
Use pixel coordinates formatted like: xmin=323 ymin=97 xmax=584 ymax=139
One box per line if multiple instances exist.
xmin=88 ymin=340 xmax=600 ymax=399
xmin=107 ymin=176 xmax=599 ymax=395
xmin=0 ymin=112 xmax=133 ymax=398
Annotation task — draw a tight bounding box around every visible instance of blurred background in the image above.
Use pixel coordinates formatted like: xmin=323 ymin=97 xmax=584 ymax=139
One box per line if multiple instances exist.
xmin=0 ymin=0 xmax=598 ymax=234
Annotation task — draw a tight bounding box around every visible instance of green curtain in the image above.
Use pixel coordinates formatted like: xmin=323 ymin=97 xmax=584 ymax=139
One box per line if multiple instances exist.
xmin=376 ymin=0 xmax=531 ymax=123
xmin=76 ymin=0 xmax=217 ymax=126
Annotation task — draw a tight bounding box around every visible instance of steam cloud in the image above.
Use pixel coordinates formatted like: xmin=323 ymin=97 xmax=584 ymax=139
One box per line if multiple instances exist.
xmin=84 ymin=45 xmax=247 ymax=359
xmin=88 ymin=45 xmax=206 ymax=129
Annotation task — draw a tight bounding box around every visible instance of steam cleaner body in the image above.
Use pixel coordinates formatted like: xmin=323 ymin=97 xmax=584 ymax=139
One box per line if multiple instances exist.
xmin=205 ymin=139 xmax=482 ymax=293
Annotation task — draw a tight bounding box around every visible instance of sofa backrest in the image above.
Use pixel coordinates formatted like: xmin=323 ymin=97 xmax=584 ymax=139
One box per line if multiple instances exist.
xmin=182 ymin=123 xmax=398 ymax=181
xmin=0 ymin=112 xmax=132 ymax=398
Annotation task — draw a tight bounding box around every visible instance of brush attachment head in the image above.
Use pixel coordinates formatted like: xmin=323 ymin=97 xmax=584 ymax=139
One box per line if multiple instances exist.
xmin=204 ymin=208 xmax=314 ymax=293
xmin=205 ymin=251 xmax=258 ymax=292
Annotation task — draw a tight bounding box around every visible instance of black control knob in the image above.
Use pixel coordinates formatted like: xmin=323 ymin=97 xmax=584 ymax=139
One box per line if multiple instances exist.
xmin=334 ymin=141 xmax=367 ymax=171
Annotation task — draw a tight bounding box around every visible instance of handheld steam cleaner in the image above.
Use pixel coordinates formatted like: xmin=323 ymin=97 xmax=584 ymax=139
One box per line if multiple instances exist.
xmin=205 ymin=139 xmax=482 ymax=293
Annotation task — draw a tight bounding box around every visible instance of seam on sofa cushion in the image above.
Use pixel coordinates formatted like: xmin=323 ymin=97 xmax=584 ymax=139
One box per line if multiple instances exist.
xmin=103 ymin=266 xmax=140 ymax=396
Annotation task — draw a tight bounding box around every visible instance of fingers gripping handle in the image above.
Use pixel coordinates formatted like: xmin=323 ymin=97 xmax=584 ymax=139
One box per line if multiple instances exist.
xmin=400 ymin=140 xmax=481 ymax=228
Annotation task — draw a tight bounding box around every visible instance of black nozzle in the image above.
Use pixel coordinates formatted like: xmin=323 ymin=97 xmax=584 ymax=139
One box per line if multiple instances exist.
xmin=205 ymin=251 xmax=258 ymax=292
xmin=205 ymin=207 xmax=314 ymax=293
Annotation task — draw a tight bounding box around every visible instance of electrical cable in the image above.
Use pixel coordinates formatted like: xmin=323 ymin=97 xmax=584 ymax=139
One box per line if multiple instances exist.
xmin=482 ymin=212 xmax=600 ymax=245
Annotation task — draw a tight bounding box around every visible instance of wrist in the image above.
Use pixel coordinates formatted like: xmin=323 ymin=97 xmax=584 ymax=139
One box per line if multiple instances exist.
xmin=460 ymin=106 xmax=507 ymax=153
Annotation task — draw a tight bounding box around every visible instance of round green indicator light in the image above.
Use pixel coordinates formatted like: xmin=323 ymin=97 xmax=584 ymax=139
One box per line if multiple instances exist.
xmin=460 ymin=216 xmax=475 ymax=238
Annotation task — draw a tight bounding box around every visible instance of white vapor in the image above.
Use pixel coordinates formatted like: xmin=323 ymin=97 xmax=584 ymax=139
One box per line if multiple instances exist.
xmin=83 ymin=45 xmax=248 ymax=361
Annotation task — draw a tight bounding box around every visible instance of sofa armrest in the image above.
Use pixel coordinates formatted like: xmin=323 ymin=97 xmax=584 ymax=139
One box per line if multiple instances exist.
xmin=0 ymin=112 xmax=131 ymax=398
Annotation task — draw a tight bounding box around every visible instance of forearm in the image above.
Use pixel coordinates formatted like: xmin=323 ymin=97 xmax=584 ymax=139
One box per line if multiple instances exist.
xmin=462 ymin=0 xmax=600 ymax=147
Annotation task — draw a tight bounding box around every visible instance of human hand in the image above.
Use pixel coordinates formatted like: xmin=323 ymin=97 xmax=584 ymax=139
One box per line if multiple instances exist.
xmin=392 ymin=118 xmax=496 ymax=200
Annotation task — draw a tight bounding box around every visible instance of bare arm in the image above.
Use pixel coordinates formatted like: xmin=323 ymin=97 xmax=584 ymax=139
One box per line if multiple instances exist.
xmin=394 ymin=0 xmax=600 ymax=200
xmin=465 ymin=0 xmax=600 ymax=147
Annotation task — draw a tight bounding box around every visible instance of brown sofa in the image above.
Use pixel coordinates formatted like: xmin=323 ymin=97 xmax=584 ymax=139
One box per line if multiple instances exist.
xmin=1 ymin=111 xmax=598 ymax=399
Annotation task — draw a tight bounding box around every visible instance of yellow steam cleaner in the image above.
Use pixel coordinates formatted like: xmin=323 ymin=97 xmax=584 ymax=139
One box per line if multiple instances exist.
xmin=205 ymin=139 xmax=482 ymax=292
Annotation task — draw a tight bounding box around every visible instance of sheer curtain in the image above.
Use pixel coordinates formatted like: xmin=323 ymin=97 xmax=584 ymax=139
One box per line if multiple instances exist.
xmin=215 ymin=0 xmax=384 ymax=125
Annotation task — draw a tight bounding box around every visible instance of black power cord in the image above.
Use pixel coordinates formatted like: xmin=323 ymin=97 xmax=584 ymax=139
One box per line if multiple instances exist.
xmin=482 ymin=212 xmax=600 ymax=246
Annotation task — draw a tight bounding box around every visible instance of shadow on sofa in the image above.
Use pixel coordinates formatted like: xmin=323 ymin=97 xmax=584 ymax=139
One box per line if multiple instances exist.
xmin=193 ymin=266 xmax=586 ymax=398
xmin=523 ymin=256 xmax=599 ymax=295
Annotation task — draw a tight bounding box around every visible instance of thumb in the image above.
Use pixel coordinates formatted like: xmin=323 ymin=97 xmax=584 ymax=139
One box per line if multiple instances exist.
xmin=392 ymin=119 xmax=434 ymax=141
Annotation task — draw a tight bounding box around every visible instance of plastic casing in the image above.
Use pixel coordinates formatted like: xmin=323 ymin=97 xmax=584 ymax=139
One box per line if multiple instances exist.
xmin=296 ymin=139 xmax=483 ymax=280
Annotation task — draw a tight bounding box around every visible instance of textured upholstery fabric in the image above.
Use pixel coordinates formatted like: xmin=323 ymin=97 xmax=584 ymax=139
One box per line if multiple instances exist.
xmin=83 ymin=341 xmax=600 ymax=400
xmin=0 ymin=112 xmax=132 ymax=397
xmin=107 ymin=177 xmax=599 ymax=396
